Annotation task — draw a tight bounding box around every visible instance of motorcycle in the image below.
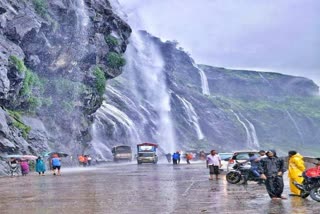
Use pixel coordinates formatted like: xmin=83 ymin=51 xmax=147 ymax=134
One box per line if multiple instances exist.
xmin=226 ymin=161 xmax=263 ymax=184
xmin=293 ymin=158 xmax=320 ymax=202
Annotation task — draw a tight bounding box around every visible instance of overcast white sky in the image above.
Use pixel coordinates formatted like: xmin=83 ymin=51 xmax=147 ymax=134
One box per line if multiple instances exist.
xmin=117 ymin=0 xmax=320 ymax=85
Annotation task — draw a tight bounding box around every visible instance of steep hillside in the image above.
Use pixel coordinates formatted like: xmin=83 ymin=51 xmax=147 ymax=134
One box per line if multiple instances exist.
xmin=0 ymin=0 xmax=131 ymax=173
xmin=89 ymin=32 xmax=320 ymax=160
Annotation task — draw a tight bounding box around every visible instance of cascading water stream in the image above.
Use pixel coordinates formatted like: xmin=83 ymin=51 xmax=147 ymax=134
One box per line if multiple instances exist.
xmin=231 ymin=110 xmax=259 ymax=148
xmin=71 ymin=0 xmax=89 ymax=55
xmin=286 ymin=110 xmax=305 ymax=145
xmin=89 ymin=1 xmax=177 ymax=158
xmin=259 ymin=73 xmax=271 ymax=86
xmin=244 ymin=118 xmax=260 ymax=148
xmin=193 ymin=63 xmax=210 ymax=95
xmin=176 ymin=95 xmax=204 ymax=140
xmin=126 ymin=31 xmax=177 ymax=153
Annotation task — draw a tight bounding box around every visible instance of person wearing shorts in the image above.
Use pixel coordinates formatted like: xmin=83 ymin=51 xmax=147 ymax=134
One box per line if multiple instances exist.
xmin=51 ymin=154 xmax=61 ymax=176
xmin=206 ymin=150 xmax=222 ymax=180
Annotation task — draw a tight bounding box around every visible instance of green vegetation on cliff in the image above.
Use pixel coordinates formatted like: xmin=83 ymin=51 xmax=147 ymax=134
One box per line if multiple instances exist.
xmin=212 ymin=95 xmax=320 ymax=119
xmin=7 ymin=110 xmax=31 ymax=139
xmin=106 ymin=52 xmax=126 ymax=69
xmin=105 ymin=35 xmax=119 ymax=48
xmin=93 ymin=67 xmax=107 ymax=96
xmin=9 ymin=56 xmax=27 ymax=73
xmin=9 ymin=55 xmax=44 ymax=111
xmin=32 ymin=0 xmax=48 ymax=17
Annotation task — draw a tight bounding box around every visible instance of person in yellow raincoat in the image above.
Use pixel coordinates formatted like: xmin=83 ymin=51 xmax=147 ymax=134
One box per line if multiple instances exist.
xmin=288 ymin=150 xmax=305 ymax=196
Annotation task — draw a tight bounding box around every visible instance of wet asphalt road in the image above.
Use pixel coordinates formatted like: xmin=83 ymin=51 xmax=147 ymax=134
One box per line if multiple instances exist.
xmin=0 ymin=161 xmax=319 ymax=214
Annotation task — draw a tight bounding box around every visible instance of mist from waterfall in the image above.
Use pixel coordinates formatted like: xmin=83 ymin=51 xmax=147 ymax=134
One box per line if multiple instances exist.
xmin=176 ymin=95 xmax=204 ymax=140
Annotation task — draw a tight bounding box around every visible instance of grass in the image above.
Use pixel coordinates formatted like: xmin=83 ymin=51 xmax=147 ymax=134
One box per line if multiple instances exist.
xmin=9 ymin=56 xmax=27 ymax=73
xmin=7 ymin=110 xmax=31 ymax=139
xmin=93 ymin=67 xmax=107 ymax=96
xmin=32 ymin=0 xmax=48 ymax=17
xmin=106 ymin=52 xmax=126 ymax=69
xmin=105 ymin=35 xmax=119 ymax=48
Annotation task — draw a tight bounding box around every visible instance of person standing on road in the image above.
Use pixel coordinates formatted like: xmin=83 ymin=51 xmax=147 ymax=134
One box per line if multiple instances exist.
xmin=177 ymin=151 xmax=181 ymax=164
xmin=8 ymin=158 xmax=19 ymax=177
xmin=87 ymin=155 xmax=92 ymax=166
xmin=259 ymin=150 xmax=287 ymax=200
xmin=186 ymin=153 xmax=193 ymax=164
xmin=288 ymin=150 xmax=305 ymax=196
xmin=206 ymin=150 xmax=222 ymax=180
xmin=20 ymin=159 xmax=29 ymax=176
xmin=36 ymin=156 xmax=46 ymax=176
xmin=51 ymin=154 xmax=61 ymax=176
xmin=165 ymin=153 xmax=172 ymax=163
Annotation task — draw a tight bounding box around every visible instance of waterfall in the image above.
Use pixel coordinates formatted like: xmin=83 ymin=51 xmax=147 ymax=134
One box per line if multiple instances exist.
xmin=90 ymin=120 xmax=112 ymax=160
xmin=74 ymin=0 xmax=89 ymax=31
xmin=90 ymin=100 xmax=142 ymax=160
xmin=89 ymin=31 xmax=177 ymax=157
xmin=231 ymin=110 xmax=259 ymax=148
xmin=176 ymin=95 xmax=204 ymax=140
xmin=126 ymin=31 xmax=177 ymax=153
xmin=193 ymin=63 xmax=210 ymax=96
xmin=258 ymin=73 xmax=271 ymax=86
xmin=286 ymin=110 xmax=305 ymax=145
xmin=71 ymin=0 xmax=89 ymax=52
xmin=244 ymin=118 xmax=260 ymax=148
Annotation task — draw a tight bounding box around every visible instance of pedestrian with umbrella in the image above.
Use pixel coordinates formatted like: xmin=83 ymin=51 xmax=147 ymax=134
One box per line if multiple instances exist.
xmin=20 ymin=159 xmax=29 ymax=176
xmin=51 ymin=153 xmax=62 ymax=176
xmin=36 ymin=156 xmax=46 ymax=176
xmin=8 ymin=157 xmax=19 ymax=177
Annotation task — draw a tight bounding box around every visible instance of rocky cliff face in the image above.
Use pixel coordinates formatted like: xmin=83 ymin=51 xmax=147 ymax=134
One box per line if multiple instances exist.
xmin=160 ymin=39 xmax=320 ymax=155
xmin=0 ymin=0 xmax=131 ymax=173
xmin=89 ymin=31 xmax=320 ymax=161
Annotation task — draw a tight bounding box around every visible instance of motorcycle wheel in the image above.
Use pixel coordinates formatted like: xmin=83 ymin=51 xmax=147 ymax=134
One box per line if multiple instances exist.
xmin=226 ymin=171 xmax=241 ymax=184
xmin=310 ymin=186 xmax=320 ymax=202
xmin=300 ymin=189 xmax=309 ymax=199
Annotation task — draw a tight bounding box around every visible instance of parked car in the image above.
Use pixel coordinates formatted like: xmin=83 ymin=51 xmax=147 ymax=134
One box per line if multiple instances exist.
xmin=218 ymin=153 xmax=234 ymax=171
xmin=227 ymin=150 xmax=260 ymax=171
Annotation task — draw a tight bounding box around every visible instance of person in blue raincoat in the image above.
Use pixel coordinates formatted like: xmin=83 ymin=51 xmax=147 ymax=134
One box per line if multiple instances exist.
xmin=36 ymin=156 xmax=46 ymax=176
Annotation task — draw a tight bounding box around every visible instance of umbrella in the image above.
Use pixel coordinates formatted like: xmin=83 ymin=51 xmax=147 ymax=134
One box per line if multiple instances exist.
xmin=1 ymin=154 xmax=38 ymax=160
xmin=21 ymin=155 xmax=38 ymax=160
xmin=43 ymin=152 xmax=69 ymax=158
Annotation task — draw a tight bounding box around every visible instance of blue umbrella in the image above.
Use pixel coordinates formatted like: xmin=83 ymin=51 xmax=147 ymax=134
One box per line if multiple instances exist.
xmin=43 ymin=152 xmax=69 ymax=157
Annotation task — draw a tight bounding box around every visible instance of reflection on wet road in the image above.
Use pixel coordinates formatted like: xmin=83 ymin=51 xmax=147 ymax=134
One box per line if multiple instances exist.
xmin=0 ymin=163 xmax=319 ymax=214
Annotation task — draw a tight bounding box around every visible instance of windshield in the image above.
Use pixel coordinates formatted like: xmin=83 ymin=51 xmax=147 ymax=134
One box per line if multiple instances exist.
xmin=234 ymin=152 xmax=258 ymax=160
xmin=219 ymin=153 xmax=233 ymax=160
xmin=115 ymin=146 xmax=132 ymax=153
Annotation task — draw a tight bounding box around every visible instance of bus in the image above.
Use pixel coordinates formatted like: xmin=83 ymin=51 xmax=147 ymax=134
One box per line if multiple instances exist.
xmin=137 ymin=142 xmax=158 ymax=164
xmin=112 ymin=145 xmax=133 ymax=162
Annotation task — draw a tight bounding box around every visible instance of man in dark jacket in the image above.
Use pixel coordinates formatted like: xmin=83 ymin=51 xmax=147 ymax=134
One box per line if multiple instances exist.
xmin=259 ymin=150 xmax=287 ymax=200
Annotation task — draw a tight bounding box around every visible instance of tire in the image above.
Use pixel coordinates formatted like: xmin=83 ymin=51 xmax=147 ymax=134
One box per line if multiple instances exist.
xmin=310 ymin=186 xmax=320 ymax=202
xmin=137 ymin=161 xmax=142 ymax=164
xmin=226 ymin=171 xmax=241 ymax=184
xmin=300 ymin=189 xmax=309 ymax=199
